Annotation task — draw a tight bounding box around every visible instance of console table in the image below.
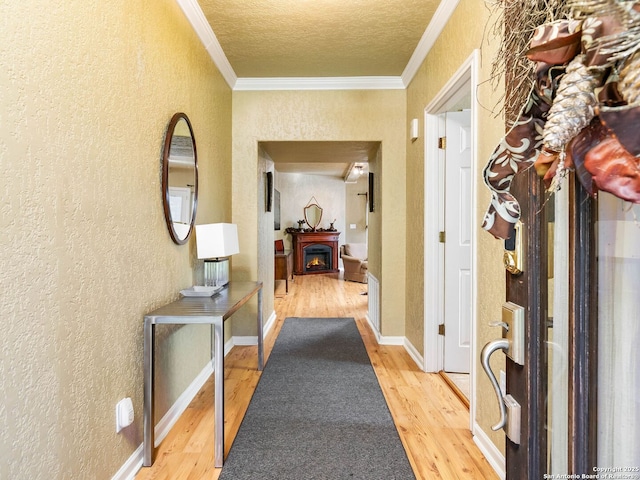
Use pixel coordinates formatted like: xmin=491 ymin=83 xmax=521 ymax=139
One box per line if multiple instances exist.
xmin=142 ymin=281 xmax=264 ymax=468
xmin=275 ymin=250 xmax=293 ymax=293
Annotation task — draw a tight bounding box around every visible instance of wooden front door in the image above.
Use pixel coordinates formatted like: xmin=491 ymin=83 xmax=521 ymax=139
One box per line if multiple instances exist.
xmin=494 ymin=169 xmax=598 ymax=477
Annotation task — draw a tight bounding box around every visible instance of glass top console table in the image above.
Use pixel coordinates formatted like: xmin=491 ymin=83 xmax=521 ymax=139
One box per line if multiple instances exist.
xmin=143 ymin=281 xmax=264 ymax=468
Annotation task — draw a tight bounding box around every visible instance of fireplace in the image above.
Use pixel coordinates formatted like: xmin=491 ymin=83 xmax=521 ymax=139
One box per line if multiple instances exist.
xmin=304 ymin=245 xmax=332 ymax=273
xmin=290 ymin=231 xmax=340 ymax=275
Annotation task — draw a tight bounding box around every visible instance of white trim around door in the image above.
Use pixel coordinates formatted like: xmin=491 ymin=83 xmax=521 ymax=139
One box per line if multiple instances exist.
xmin=423 ymin=50 xmax=480 ymax=432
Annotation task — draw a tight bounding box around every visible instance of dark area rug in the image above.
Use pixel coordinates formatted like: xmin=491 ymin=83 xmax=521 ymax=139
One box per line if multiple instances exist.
xmin=219 ymin=317 xmax=416 ymax=480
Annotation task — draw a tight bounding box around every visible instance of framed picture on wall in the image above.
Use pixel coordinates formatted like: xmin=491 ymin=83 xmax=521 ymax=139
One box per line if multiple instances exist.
xmin=368 ymin=172 xmax=375 ymax=212
xmin=274 ymin=189 xmax=281 ymax=230
xmin=265 ymin=172 xmax=273 ymax=212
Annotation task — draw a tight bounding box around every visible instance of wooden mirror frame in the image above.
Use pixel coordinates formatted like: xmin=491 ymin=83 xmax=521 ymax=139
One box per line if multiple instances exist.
xmin=304 ymin=203 xmax=323 ymax=231
xmin=162 ymin=112 xmax=198 ymax=245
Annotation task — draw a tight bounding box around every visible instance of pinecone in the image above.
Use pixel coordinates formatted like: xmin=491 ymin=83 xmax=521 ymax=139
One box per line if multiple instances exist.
xmin=543 ymin=55 xmax=601 ymax=152
xmin=618 ymin=51 xmax=640 ymax=105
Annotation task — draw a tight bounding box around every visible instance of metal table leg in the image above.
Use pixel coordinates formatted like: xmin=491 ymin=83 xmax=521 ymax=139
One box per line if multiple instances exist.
xmin=257 ymin=287 xmax=264 ymax=371
xmin=213 ymin=318 xmax=224 ymax=468
xmin=143 ymin=319 xmax=154 ymax=466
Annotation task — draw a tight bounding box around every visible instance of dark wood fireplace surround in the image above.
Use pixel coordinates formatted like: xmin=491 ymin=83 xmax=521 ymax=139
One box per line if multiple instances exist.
xmin=290 ymin=231 xmax=340 ymax=275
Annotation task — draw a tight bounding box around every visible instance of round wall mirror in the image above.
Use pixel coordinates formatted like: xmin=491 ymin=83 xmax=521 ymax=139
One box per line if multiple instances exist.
xmin=162 ymin=113 xmax=198 ymax=245
xmin=304 ymin=203 xmax=323 ymax=230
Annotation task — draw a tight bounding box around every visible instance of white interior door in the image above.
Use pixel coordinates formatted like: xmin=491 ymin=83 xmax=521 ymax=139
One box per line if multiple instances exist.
xmin=443 ymin=110 xmax=472 ymax=373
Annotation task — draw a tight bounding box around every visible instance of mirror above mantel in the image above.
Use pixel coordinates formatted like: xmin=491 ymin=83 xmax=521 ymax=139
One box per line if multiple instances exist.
xmin=304 ymin=197 xmax=323 ymax=231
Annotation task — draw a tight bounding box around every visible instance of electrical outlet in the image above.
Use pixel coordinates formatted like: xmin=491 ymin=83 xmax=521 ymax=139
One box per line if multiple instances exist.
xmin=500 ymin=370 xmax=506 ymax=397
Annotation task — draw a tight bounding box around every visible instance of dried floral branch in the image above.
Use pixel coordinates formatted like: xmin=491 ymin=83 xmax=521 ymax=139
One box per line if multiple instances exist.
xmin=485 ymin=0 xmax=572 ymax=128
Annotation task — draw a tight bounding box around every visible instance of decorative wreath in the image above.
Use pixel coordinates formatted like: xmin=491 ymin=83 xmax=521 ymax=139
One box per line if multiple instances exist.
xmin=482 ymin=0 xmax=640 ymax=240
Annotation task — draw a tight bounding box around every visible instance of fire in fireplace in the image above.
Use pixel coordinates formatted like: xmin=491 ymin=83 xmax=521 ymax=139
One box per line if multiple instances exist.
xmin=303 ymin=244 xmax=332 ymax=273
xmin=307 ymin=256 xmax=326 ymax=269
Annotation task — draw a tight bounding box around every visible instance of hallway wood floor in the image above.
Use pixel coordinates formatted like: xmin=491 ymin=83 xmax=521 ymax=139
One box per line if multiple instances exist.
xmin=135 ymin=273 xmax=498 ymax=480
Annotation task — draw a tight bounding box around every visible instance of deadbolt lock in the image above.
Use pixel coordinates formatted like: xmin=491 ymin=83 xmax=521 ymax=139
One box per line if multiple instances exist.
xmin=503 ymin=220 xmax=525 ymax=275
xmin=503 ymin=251 xmax=520 ymax=275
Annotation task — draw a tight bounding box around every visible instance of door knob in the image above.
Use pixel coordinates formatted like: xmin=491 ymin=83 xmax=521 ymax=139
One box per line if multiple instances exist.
xmin=481 ymin=338 xmax=522 ymax=444
xmin=480 ymin=302 xmax=525 ymax=444
xmin=481 ymin=338 xmax=509 ymax=431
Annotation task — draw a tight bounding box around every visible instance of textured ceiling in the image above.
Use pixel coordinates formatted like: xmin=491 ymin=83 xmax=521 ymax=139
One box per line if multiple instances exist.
xmin=261 ymin=141 xmax=378 ymax=177
xmin=198 ymin=0 xmax=440 ymax=78
xmin=195 ymin=0 xmax=443 ymax=177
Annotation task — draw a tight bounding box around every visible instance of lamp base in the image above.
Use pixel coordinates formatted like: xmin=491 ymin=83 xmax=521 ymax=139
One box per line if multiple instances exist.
xmin=204 ymin=258 xmax=230 ymax=287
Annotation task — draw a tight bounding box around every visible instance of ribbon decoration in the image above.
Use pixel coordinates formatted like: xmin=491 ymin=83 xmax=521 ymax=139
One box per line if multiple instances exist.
xmin=482 ymin=6 xmax=640 ymax=240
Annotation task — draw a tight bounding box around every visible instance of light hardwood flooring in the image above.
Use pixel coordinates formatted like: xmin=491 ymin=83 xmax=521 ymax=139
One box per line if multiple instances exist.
xmin=441 ymin=372 xmax=471 ymax=408
xmin=135 ymin=273 xmax=498 ymax=480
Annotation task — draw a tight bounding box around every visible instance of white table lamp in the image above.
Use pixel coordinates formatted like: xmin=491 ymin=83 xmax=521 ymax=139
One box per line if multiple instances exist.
xmin=195 ymin=223 xmax=240 ymax=287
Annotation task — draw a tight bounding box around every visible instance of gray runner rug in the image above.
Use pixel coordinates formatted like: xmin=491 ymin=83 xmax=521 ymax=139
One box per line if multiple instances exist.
xmin=219 ymin=317 xmax=416 ymax=480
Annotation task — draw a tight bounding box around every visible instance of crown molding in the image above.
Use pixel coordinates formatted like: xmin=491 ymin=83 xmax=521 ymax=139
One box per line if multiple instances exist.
xmin=177 ymin=0 xmax=459 ymax=92
xmin=176 ymin=0 xmax=237 ymax=89
xmin=401 ymin=0 xmax=461 ymax=87
xmin=233 ymin=76 xmax=405 ymax=91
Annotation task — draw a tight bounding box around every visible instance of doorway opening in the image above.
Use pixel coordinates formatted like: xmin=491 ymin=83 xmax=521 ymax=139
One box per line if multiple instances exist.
xmin=257 ymin=141 xmax=379 ymax=301
xmin=424 ymin=51 xmax=479 ymax=426
xmin=440 ymin=108 xmax=472 ymax=404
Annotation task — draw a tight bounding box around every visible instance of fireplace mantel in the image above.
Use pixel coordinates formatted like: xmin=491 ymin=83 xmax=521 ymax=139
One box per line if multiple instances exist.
xmin=290 ymin=231 xmax=340 ymax=275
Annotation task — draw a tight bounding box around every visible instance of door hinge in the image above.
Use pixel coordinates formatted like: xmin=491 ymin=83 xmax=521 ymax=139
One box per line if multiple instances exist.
xmin=438 ymin=137 xmax=446 ymax=149
xmin=438 ymin=324 xmax=446 ymax=336
xmin=439 ymin=231 xmax=446 ymax=243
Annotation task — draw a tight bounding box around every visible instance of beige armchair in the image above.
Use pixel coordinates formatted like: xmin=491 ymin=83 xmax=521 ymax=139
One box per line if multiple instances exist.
xmin=340 ymin=243 xmax=368 ymax=283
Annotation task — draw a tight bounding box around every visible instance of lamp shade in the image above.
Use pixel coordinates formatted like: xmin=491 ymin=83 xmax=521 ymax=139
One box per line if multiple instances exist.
xmin=195 ymin=223 xmax=240 ymax=259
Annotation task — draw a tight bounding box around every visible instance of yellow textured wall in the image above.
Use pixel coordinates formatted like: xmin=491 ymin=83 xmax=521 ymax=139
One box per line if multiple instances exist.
xmin=232 ymin=90 xmax=406 ymax=336
xmin=275 ymin=172 xmax=348 ymax=249
xmin=257 ymin=149 xmax=276 ymax=318
xmin=345 ymin=176 xmax=369 ymax=244
xmin=405 ymin=0 xmax=507 ymax=451
xmin=0 ymin=0 xmax=231 ymax=478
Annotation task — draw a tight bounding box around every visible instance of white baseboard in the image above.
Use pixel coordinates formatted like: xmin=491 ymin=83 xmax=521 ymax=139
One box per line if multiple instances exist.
xmin=364 ymin=315 xmax=423 ymax=370
xmin=226 ymin=311 xmax=277 ymax=350
xmin=403 ymin=337 xmax=425 ymax=371
xmin=111 ymin=443 xmax=143 ymax=480
xmin=377 ymin=335 xmax=406 ymax=345
xmin=224 ymin=336 xmax=235 ymax=357
xmin=472 ymin=423 xmax=505 ymax=480
xmin=263 ymin=310 xmax=277 ymax=337
xmin=364 ymin=312 xmax=404 ymax=346
xmin=232 ymin=335 xmax=258 ymax=345
xmin=365 ymin=313 xmax=381 ymax=342
xmin=112 ymin=361 xmax=214 ymax=480
xmin=155 ymin=363 xmax=213 ymax=445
